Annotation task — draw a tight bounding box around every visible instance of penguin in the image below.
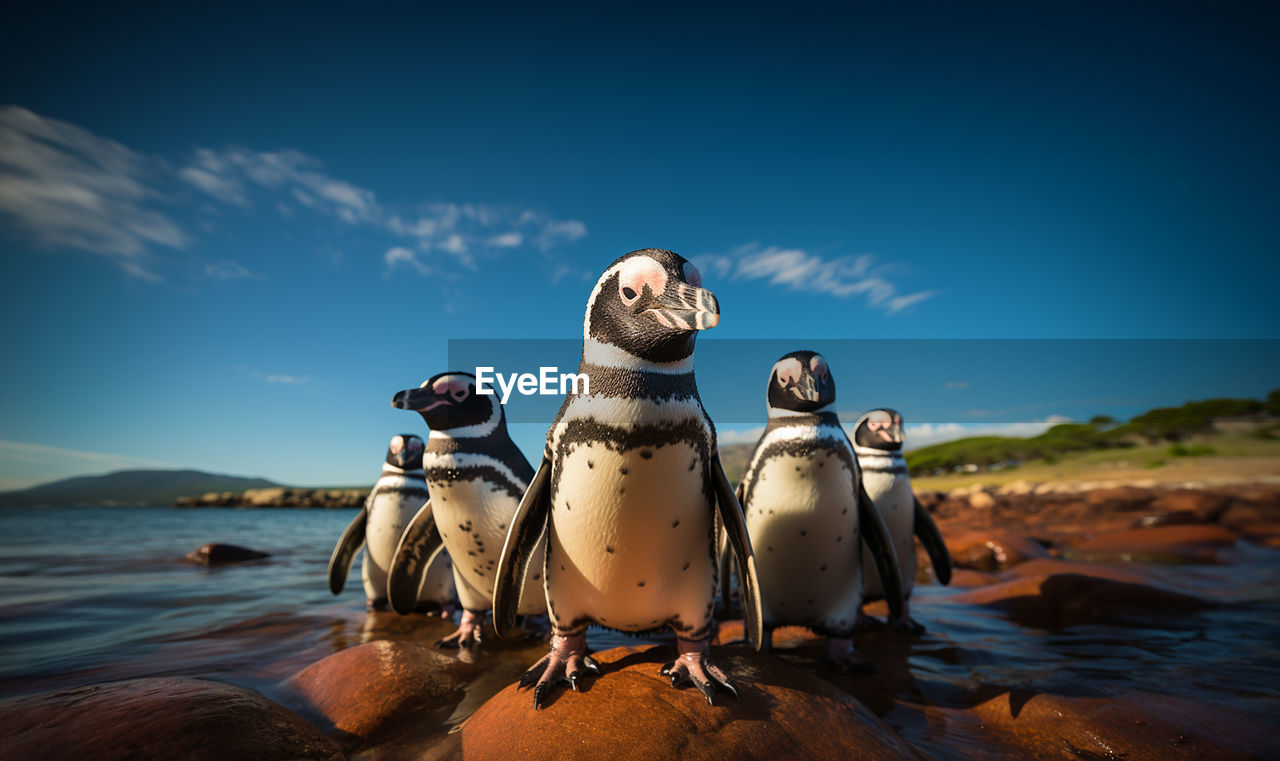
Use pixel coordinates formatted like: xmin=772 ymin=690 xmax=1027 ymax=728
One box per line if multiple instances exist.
xmin=852 ymin=408 xmax=952 ymax=633
xmin=737 ymin=351 xmax=905 ymax=670
xmin=328 ymin=434 xmax=457 ymax=612
xmin=493 ymin=248 xmax=763 ymax=708
xmin=386 ymin=371 xmax=547 ymax=647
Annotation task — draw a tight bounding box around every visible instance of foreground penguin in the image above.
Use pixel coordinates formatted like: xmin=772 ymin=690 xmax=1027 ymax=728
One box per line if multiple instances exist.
xmin=494 ymin=248 xmax=763 ymax=708
xmin=386 ymin=372 xmax=547 ymax=646
xmin=738 ymin=351 xmax=905 ymax=670
xmin=328 ymin=434 xmax=457 ymax=612
xmin=853 ymin=408 xmax=952 ymax=632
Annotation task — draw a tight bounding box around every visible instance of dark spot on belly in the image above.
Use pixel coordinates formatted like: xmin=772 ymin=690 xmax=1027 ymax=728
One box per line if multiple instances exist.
xmin=820 ymin=565 xmax=827 ymax=572
xmin=640 ymin=450 xmax=653 ymax=459
xmin=606 ymin=546 xmax=614 ymax=554
xmin=836 ymin=535 xmax=842 ymax=542
xmin=682 ymin=562 xmax=690 ymax=571
xmin=818 ymin=462 xmax=824 ymax=468
xmin=637 ymin=581 xmax=646 ymax=587
xmin=767 ymin=546 xmax=773 ymax=552
xmin=688 ymin=459 xmax=696 ymax=471
xmin=779 ymin=601 xmax=786 ymax=607
xmin=807 ymin=598 xmax=814 ymax=605
xmin=441 ymin=497 xmax=447 ymax=502
xmin=672 ymin=519 xmax=680 ymax=528
xmin=498 ymin=524 xmax=506 ymax=530
xmin=533 ymin=573 xmax=541 ymax=580
xmin=842 ymin=508 xmax=848 ymax=515
xmin=468 ymin=551 xmax=476 ymax=556
xmin=619 ymin=487 xmax=626 ymax=495
xmin=620 ymin=467 xmax=628 ymax=475
xmin=565 ymin=502 xmax=571 ymax=511
xmin=800 ymin=530 xmax=807 ymax=537
xmin=458 ymin=524 xmax=467 ymax=530
xmin=795 ymin=466 xmax=801 ymax=471
xmin=560 ymin=564 xmax=565 ymax=571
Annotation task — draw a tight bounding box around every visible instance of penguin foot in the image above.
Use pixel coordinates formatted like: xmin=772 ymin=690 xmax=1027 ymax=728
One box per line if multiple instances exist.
xmin=889 ymin=615 xmax=926 ymax=635
xmin=519 ymin=632 xmax=598 ymax=709
xmin=854 ymin=611 xmax=888 ymax=631
xmin=821 ymin=637 xmax=877 ymax=674
xmin=435 ymin=608 xmax=484 ymax=648
xmin=659 ymin=638 xmax=738 ymax=705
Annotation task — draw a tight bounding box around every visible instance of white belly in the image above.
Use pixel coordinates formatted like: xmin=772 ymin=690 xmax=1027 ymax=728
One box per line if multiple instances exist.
xmin=546 ymin=441 xmax=716 ymax=636
xmin=432 ymin=476 xmax=545 ymax=615
xmin=745 ymin=450 xmax=862 ymax=635
xmin=860 ymin=470 xmax=917 ymax=599
xmin=362 ymin=488 xmax=453 ymax=606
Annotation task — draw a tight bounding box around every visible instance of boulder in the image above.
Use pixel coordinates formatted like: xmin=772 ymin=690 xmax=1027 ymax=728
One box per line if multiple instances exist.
xmin=243 ymin=487 xmax=289 ymax=506
xmin=183 ymin=543 xmax=269 ymax=565
xmin=953 ymin=573 xmax=1210 ymax=627
xmin=286 ymin=640 xmax=473 ymax=745
xmin=946 ymin=531 xmax=1048 ymax=571
xmin=457 ymin=645 xmax=919 ymax=761
xmin=969 ymin=491 xmax=997 ymax=509
xmin=965 ymin=691 xmax=1276 ymax=761
xmin=1149 ymin=489 xmax=1230 ymax=520
xmin=0 ymin=678 xmax=344 ymax=761
xmin=1002 ymin=557 xmax=1149 ymax=585
xmin=1068 ymin=525 xmax=1240 ymax=563
xmin=1084 ymin=485 xmax=1155 ymax=511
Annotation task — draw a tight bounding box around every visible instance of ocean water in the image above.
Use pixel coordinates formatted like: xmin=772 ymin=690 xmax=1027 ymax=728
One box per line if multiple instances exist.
xmin=1 ymin=505 xmax=1279 ymax=736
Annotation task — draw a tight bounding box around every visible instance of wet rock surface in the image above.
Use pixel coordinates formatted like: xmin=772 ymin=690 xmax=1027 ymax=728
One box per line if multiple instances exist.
xmin=457 ymin=645 xmax=920 ymax=761
xmin=0 ymin=677 xmax=345 ymax=761
xmin=183 ymin=542 xmax=270 ymax=564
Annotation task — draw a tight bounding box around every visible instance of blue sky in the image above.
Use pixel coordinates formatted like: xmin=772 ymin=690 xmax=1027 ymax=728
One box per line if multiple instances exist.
xmin=1 ymin=1 xmax=1277 ymax=488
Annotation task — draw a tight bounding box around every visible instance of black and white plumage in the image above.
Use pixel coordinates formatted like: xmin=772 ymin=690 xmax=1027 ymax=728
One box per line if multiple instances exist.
xmin=327 ymin=434 xmax=456 ymax=612
xmin=738 ymin=351 xmax=905 ymax=669
xmin=494 ymin=248 xmax=762 ymax=708
xmin=852 ymin=408 xmax=952 ymax=632
xmin=385 ymin=372 xmax=546 ymax=647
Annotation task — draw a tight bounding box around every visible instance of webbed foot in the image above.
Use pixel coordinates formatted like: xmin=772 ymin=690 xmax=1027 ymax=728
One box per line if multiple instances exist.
xmin=435 ymin=608 xmax=484 ymax=648
xmin=821 ymin=636 xmax=877 ymax=673
xmin=519 ymin=632 xmax=599 ymax=709
xmin=660 ymin=638 xmax=739 ymax=705
xmin=889 ymin=615 xmax=926 ymax=634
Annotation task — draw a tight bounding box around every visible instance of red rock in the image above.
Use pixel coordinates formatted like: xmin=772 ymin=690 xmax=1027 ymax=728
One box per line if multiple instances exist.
xmin=1084 ymin=485 xmax=1155 ymax=510
xmin=953 ymin=573 xmax=1209 ymax=627
xmin=1003 ymin=557 xmax=1150 ymax=585
xmin=961 ymin=691 xmax=1276 ymax=761
xmin=0 ymin=678 xmax=344 ymax=761
xmin=949 ymin=569 xmax=1002 ymax=587
xmin=286 ymin=639 xmax=473 ymax=744
xmin=946 ymin=531 xmax=1049 ymax=571
xmin=1149 ymin=489 xmax=1230 ymax=519
xmin=1069 ymin=524 xmax=1240 ymax=562
xmin=456 ymin=645 xmax=919 ymax=761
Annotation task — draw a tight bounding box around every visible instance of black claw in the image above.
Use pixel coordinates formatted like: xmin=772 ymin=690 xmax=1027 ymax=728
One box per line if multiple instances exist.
xmin=533 ymin=683 xmax=549 ymax=709
xmin=519 ymin=657 xmax=550 ymax=688
xmin=694 ymin=677 xmax=716 ymax=705
xmin=569 ymin=671 xmax=580 ymax=691
xmin=670 ymin=673 xmax=680 ymax=688
xmin=583 ymin=655 xmax=601 ymax=674
xmin=660 ymin=661 xmax=674 ymax=677
xmin=716 ymin=678 xmax=739 ymax=699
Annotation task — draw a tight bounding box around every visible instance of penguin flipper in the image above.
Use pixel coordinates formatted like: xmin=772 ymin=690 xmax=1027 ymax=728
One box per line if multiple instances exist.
xmin=387 ymin=501 xmax=446 ymax=615
xmin=711 ymin=455 xmax=763 ymax=650
xmin=913 ymin=496 xmax=953 ymax=586
xmin=328 ymin=505 xmax=368 ymax=595
xmin=493 ymin=456 xmax=551 ymax=637
xmin=858 ymin=481 xmax=905 ymax=620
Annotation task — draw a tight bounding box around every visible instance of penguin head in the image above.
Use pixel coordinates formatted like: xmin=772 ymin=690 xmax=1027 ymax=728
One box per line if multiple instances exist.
xmin=385 ymin=434 xmax=425 ymax=469
xmin=391 ymin=372 xmax=500 ymax=433
xmin=854 ymin=408 xmax=905 ymax=450
xmin=767 ymin=351 xmax=836 ymax=415
xmin=584 ymin=249 xmax=720 ymax=364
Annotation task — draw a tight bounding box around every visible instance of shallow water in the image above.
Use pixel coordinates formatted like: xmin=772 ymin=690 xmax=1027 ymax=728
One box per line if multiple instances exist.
xmin=2 ymin=506 xmax=1279 ymax=754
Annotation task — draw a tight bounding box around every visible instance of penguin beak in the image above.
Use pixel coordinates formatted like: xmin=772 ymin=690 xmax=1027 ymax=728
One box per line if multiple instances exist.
xmin=643 ymin=283 xmax=720 ymax=331
xmin=796 ymin=373 xmax=821 ymax=403
xmin=392 ymin=387 xmax=449 ymax=412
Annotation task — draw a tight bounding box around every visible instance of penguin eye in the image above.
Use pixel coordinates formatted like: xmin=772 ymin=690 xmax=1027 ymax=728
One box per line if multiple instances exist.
xmin=617 ymin=257 xmax=668 ymax=306
xmin=622 ymin=287 xmax=637 ymax=300
xmin=453 ymin=388 xmax=467 ymax=400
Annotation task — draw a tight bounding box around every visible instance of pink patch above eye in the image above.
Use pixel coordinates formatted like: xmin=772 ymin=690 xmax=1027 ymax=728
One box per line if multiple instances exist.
xmin=389 ymin=436 xmax=404 ymax=454
xmin=867 ymin=411 xmax=892 ymax=430
xmin=775 ymin=357 xmax=803 ymax=386
xmin=618 ymin=257 xmax=668 ymax=302
xmin=433 ymin=377 xmax=469 ymax=399
xmin=809 ymin=355 xmax=829 ymax=381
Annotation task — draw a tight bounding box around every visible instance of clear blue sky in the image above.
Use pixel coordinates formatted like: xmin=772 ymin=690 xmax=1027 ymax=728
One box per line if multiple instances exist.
xmin=1 ymin=1 xmax=1277 ymax=488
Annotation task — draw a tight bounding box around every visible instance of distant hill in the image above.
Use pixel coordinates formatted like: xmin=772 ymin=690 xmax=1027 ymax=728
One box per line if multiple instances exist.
xmin=0 ymin=469 xmax=281 ymax=508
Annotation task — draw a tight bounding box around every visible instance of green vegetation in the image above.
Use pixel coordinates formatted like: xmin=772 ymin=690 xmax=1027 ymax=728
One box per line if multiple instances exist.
xmin=905 ymin=390 xmax=1277 ymax=476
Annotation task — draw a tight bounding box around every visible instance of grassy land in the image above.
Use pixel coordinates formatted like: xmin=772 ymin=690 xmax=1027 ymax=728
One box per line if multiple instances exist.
xmin=911 ymin=433 xmax=1280 ymax=492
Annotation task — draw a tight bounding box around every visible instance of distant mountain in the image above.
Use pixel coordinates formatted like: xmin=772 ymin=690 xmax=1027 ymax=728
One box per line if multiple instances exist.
xmin=0 ymin=469 xmax=281 ymax=507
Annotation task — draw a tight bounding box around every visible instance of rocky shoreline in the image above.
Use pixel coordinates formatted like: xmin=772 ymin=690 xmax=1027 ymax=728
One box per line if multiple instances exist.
xmin=4 ymin=481 xmax=1278 ymax=760
xmin=175 ymin=487 xmax=367 ymax=508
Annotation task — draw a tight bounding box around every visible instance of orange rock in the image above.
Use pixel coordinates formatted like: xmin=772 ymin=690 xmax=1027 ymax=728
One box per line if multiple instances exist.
xmin=1069 ymin=524 xmax=1240 ymax=562
xmin=0 ymin=678 xmax=344 ymax=761
xmin=946 ymin=531 xmax=1048 ymax=571
xmin=949 ymin=569 xmax=1002 ymax=587
xmin=1149 ymin=489 xmax=1229 ymax=519
xmin=962 ymin=691 xmax=1276 ymax=761
xmin=457 ymin=645 xmax=919 ymax=761
xmin=1003 ymin=557 xmax=1150 ymax=585
xmin=286 ymin=640 xmax=473 ymax=744
xmin=953 ymin=573 xmax=1209 ymax=627
xmin=1084 ymin=485 xmax=1155 ymax=510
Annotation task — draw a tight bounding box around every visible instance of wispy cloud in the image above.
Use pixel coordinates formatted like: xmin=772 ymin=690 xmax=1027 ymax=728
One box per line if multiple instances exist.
xmin=0 ymin=105 xmax=187 ymax=281
xmin=264 ymin=374 xmax=311 ymax=386
xmin=943 ymin=380 xmax=970 ymax=390
xmin=0 ymin=439 xmax=176 ymax=491
xmin=696 ymin=244 xmax=936 ymax=314
xmin=0 ymin=106 xmax=587 ymax=282
xmin=904 ymin=415 xmax=1073 ymax=449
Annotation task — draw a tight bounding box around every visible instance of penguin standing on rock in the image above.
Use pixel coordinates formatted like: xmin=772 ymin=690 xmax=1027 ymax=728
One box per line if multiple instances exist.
xmin=386 ymin=372 xmax=547 ymax=646
xmin=738 ymin=351 xmax=905 ymax=670
xmin=494 ymin=248 xmax=763 ymax=708
xmin=328 ymin=434 xmax=457 ymax=612
xmin=853 ymin=408 xmax=952 ymax=633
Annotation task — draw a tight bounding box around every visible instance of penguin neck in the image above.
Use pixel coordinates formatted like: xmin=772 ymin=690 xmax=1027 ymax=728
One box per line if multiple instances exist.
xmin=853 ymin=443 xmax=904 ymax=459
xmin=764 ymin=407 xmax=843 ymax=432
xmin=581 ymin=337 xmax=695 ymax=375
xmin=380 ymin=462 xmax=424 ymax=477
xmin=428 ymin=407 xmax=507 ymax=442
xmin=767 ymin=401 xmax=837 ymax=420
